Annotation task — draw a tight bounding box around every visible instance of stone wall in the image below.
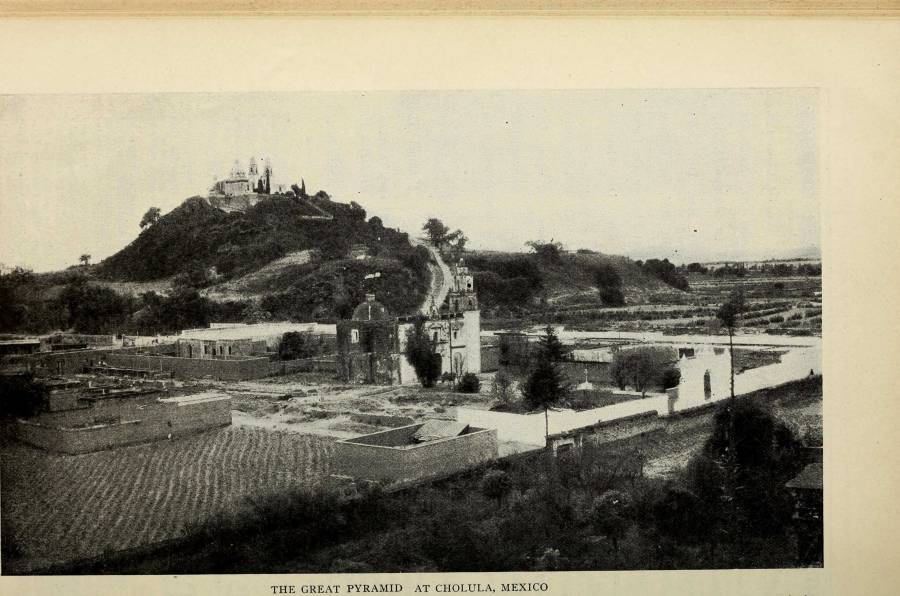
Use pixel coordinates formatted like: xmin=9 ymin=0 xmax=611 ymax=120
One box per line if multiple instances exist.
xmin=13 ymin=395 xmax=231 ymax=454
xmin=5 ymin=344 xmax=176 ymax=376
xmin=336 ymin=351 xmax=395 ymax=385
xmin=104 ymin=353 xmax=269 ymax=381
xmin=269 ymin=356 xmax=336 ymax=377
xmin=49 ymin=333 xmax=116 ymax=347
xmin=333 ymin=424 xmax=498 ymax=485
xmin=481 ymin=345 xmax=500 ymax=372
xmin=548 ymin=411 xmax=665 ymax=453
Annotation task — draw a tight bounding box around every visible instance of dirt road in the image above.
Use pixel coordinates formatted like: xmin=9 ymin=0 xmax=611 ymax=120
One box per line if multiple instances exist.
xmin=411 ymin=238 xmax=452 ymax=315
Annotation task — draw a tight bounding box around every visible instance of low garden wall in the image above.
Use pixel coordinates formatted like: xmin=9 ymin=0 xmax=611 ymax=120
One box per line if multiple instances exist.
xmin=333 ymin=423 xmax=499 ymax=485
xmin=456 ymin=397 xmax=664 ymax=447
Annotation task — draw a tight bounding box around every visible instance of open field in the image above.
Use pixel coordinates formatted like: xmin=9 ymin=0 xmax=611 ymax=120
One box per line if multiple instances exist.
xmin=0 ymin=427 xmax=333 ymax=573
xmin=495 ymin=274 xmax=822 ymax=335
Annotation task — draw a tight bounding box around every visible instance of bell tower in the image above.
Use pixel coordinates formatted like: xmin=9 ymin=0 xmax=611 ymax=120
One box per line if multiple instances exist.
xmin=447 ymin=259 xmax=478 ymax=313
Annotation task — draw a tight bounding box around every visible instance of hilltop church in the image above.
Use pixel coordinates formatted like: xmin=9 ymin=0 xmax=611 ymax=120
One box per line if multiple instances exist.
xmin=336 ymin=259 xmax=481 ymax=385
xmin=208 ymin=157 xmax=292 ymax=198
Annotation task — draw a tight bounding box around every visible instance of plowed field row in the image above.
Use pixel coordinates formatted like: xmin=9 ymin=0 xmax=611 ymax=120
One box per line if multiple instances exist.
xmin=1 ymin=427 xmax=334 ymax=570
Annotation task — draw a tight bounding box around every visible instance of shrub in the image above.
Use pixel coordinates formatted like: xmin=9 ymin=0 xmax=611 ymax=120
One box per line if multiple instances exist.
xmin=660 ymin=367 xmax=681 ymax=389
xmin=610 ymin=346 xmax=677 ymax=396
xmin=491 ymin=371 xmax=516 ymax=404
xmin=480 ymin=469 xmax=512 ymax=506
xmin=278 ymin=331 xmax=325 ymax=360
xmin=457 ymin=372 xmax=481 ymax=393
xmin=404 ymin=319 xmax=443 ymax=388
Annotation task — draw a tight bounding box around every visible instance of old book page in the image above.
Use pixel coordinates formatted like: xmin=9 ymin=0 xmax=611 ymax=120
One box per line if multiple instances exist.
xmin=0 ymin=13 xmax=898 ymax=596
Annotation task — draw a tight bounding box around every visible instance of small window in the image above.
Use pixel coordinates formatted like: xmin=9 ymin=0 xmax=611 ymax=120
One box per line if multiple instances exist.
xmin=350 ymin=329 xmax=359 ymax=344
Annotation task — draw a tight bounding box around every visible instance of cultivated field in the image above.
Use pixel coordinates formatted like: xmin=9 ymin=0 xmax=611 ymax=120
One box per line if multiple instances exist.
xmin=0 ymin=427 xmax=333 ymax=572
xmin=536 ymin=274 xmax=821 ymax=335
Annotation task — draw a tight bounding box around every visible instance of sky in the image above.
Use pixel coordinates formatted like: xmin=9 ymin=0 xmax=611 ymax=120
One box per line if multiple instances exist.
xmin=0 ymin=89 xmax=819 ymax=272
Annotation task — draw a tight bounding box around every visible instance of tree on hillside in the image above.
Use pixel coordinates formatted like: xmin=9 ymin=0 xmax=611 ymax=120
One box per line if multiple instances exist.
xmin=448 ymin=231 xmax=468 ymax=261
xmin=140 ymin=206 xmax=161 ymax=229
xmin=404 ymin=317 xmax=443 ymax=388
xmin=0 ymin=267 xmax=35 ymax=332
xmin=60 ymin=276 xmax=136 ymax=334
xmin=525 ymin=239 xmax=565 ymax=262
xmin=609 ymin=346 xmax=676 ymax=397
xmin=79 ymin=254 xmax=91 ymax=266
xmin=241 ymin=303 xmax=273 ymax=324
xmin=717 ymin=288 xmax=746 ymax=400
xmin=592 ymin=263 xmax=625 ymax=306
xmin=522 ymin=326 xmax=571 ymax=443
xmin=640 ymin=258 xmax=690 ymax=291
xmin=421 ymin=218 xmax=453 ymax=251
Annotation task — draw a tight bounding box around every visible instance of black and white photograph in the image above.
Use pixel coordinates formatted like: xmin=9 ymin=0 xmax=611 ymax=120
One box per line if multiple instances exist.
xmin=0 ymin=87 xmax=825 ymax=575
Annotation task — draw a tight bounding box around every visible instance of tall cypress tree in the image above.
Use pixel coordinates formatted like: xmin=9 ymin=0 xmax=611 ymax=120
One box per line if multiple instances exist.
xmin=522 ymin=326 xmax=571 ymax=444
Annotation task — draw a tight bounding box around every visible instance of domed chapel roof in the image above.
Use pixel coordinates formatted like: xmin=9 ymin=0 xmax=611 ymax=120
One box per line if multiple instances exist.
xmin=352 ymin=293 xmax=389 ymax=321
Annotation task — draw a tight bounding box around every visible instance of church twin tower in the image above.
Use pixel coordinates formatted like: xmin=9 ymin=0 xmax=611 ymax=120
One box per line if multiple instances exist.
xmin=209 ymin=157 xmax=273 ymax=197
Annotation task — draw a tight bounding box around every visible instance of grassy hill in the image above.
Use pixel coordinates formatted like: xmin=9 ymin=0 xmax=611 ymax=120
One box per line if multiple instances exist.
xmin=51 ymin=193 xmax=431 ymax=327
xmin=100 ymin=194 xmax=384 ymax=282
xmin=465 ymin=249 xmax=684 ymax=321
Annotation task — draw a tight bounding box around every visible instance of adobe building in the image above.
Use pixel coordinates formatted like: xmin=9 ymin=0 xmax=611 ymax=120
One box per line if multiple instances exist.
xmin=335 ymin=259 xmax=482 ymax=385
xmin=175 ymin=337 xmax=267 ymax=359
xmin=179 ymin=322 xmax=336 ymax=350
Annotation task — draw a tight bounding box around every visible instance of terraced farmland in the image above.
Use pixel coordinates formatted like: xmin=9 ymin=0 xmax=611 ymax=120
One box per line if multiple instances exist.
xmin=0 ymin=427 xmax=334 ymax=572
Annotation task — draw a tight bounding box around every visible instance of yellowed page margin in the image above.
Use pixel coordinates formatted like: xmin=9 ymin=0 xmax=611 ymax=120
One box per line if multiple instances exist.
xmin=1 ymin=16 xmax=899 ymax=596
xmin=1 ymin=0 xmax=900 ymax=16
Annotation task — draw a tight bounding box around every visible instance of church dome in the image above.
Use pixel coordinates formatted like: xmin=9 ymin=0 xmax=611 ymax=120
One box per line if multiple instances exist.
xmin=352 ymin=293 xmax=389 ymax=321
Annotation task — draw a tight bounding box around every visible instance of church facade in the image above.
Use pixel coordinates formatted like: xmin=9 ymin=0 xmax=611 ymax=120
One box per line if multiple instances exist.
xmin=336 ymin=259 xmax=482 ymax=385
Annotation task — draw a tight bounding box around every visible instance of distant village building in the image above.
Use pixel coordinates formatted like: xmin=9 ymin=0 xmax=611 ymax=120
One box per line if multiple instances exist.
xmin=336 ymin=259 xmax=482 ymax=385
xmin=0 ymin=338 xmax=42 ymax=357
xmin=176 ymin=337 xmax=267 ymax=360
